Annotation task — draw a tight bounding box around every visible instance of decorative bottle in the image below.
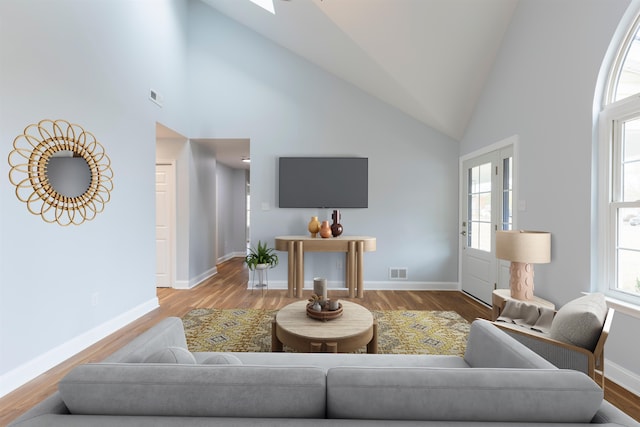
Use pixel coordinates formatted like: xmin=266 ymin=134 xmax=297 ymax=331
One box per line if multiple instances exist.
xmin=331 ymin=209 xmax=343 ymax=237
xmin=320 ymin=220 xmax=332 ymax=238
xmin=308 ymin=216 xmax=321 ymax=237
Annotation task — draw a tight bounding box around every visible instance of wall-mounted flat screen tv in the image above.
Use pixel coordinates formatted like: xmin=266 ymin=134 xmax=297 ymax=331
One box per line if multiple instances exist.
xmin=278 ymin=157 xmax=368 ymax=208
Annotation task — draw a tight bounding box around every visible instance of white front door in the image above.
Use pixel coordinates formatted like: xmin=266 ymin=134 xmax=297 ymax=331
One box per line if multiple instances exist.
xmin=156 ymin=163 xmax=175 ymax=287
xmin=461 ymin=147 xmax=513 ymax=304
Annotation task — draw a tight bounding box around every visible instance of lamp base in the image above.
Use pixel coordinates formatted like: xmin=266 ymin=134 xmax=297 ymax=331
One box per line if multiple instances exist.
xmin=509 ymin=261 xmax=535 ymax=300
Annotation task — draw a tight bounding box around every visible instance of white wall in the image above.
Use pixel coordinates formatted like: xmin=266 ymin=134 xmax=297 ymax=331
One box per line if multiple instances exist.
xmin=461 ymin=0 xmax=640 ymax=392
xmin=186 ymin=1 xmax=461 ymax=289
xmin=0 ymin=0 xmax=190 ymax=394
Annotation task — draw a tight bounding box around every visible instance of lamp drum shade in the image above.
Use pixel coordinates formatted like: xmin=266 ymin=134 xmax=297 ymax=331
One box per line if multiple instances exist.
xmin=495 ymin=231 xmax=551 ymax=264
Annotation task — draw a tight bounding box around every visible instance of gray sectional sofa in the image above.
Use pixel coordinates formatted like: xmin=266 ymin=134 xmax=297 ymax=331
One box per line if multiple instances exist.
xmin=9 ymin=317 xmax=639 ymax=426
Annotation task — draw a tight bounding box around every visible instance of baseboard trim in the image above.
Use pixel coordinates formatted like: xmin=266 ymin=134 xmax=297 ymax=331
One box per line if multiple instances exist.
xmin=606 ymin=358 xmax=640 ymax=398
xmin=217 ymin=252 xmax=246 ymax=264
xmin=248 ymin=280 xmax=459 ymax=291
xmin=0 ymin=297 xmax=159 ymax=398
xmin=174 ymin=267 xmax=218 ymax=290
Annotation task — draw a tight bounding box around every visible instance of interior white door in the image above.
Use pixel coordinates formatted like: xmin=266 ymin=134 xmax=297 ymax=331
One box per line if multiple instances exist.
xmin=156 ymin=163 xmax=175 ymax=287
xmin=460 ymin=146 xmax=513 ymax=304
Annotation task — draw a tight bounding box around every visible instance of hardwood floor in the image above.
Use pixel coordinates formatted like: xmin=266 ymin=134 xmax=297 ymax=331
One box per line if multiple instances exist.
xmin=1 ymin=257 xmax=639 ymax=425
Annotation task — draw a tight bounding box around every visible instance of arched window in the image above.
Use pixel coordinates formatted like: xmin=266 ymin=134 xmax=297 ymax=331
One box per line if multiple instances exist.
xmin=598 ymin=14 xmax=640 ymax=305
xmin=608 ymin=18 xmax=640 ymax=104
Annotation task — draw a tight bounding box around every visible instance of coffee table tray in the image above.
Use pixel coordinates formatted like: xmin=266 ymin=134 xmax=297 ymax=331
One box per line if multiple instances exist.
xmin=306 ymin=303 xmax=343 ymax=321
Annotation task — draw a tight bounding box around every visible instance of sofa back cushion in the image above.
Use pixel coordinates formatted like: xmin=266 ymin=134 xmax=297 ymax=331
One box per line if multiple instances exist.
xmin=464 ymin=319 xmax=556 ymax=369
xmin=142 ymin=346 xmax=197 ymax=364
xmin=326 ymin=367 xmax=602 ymax=423
xmin=59 ymin=363 xmax=326 ymax=418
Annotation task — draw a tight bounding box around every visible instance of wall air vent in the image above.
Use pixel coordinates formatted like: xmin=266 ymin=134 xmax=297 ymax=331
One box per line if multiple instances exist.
xmin=149 ymin=89 xmax=163 ymax=107
xmin=389 ymin=267 xmax=408 ymax=280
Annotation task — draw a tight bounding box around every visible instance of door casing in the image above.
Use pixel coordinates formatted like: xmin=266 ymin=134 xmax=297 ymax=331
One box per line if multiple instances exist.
xmin=459 ymin=137 xmax=518 ymax=304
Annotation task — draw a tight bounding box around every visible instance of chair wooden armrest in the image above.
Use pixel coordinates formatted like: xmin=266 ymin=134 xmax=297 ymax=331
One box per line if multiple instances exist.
xmin=492 ymin=307 xmax=614 ymax=389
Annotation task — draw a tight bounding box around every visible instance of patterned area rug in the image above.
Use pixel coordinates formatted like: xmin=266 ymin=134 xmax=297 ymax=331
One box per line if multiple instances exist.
xmin=182 ymin=307 xmax=470 ymax=356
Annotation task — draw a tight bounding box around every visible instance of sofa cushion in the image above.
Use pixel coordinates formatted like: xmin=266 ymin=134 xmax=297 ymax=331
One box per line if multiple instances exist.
xmin=59 ymin=363 xmax=326 ymax=418
xmin=550 ymin=293 xmax=608 ymax=350
xmin=326 ymin=367 xmax=602 ymax=423
xmin=201 ymin=353 xmax=243 ymax=365
xmin=143 ymin=347 xmax=196 ymax=364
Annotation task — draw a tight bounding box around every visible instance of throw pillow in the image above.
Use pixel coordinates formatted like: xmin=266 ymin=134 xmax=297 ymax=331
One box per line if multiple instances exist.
xmin=143 ymin=346 xmax=196 ymax=364
xmin=549 ymin=293 xmax=608 ymax=350
xmin=201 ymin=353 xmax=243 ymax=365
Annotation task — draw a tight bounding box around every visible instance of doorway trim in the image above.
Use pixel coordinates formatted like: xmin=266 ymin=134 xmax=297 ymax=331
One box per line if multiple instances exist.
xmin=458 ymin=135 xmax=519 ymax=301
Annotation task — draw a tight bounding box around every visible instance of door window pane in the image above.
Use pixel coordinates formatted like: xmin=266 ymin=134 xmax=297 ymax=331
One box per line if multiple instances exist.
xmin=502 ymin=157 xmax=513 ymax=231
xmin=467 ymin=162 xmax=492 ymax=252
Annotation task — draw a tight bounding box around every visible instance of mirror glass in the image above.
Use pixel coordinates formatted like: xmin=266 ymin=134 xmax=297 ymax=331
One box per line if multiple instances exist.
xmin=46 ymin=150 xmax=91 ymax=198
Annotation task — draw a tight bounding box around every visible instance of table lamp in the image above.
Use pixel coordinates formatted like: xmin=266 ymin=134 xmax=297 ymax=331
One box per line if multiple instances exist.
xmin=495 ymin=230 xmax=551 ymax=300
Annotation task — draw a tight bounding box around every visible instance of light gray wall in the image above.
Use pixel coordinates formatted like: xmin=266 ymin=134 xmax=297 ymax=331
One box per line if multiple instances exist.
xmin=186 ymin=1 xmax=461 ymax=288
xmin=0 ymin=0 xmax=190 ymax=385
xmin=188 ymin=142 xmax=218 ymax=283
xmin=216 ymin=163 xmax=248 ymax=260
xmin=461 ymin=0 xmax=639 ymax=390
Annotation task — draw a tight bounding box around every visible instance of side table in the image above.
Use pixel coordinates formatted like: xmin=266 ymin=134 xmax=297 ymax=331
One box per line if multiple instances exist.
xmin=491 ymin=288 xmax=555 ymax=321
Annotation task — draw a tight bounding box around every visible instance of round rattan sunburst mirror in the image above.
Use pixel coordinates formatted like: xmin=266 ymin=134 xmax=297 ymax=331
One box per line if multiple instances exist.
xmin=8 ymin=119 xmax=114 ymax=226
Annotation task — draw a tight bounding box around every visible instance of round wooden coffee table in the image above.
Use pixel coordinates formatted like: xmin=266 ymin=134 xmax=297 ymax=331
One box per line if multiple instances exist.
xmin=272 ymin=300 xmax=377 ymax=353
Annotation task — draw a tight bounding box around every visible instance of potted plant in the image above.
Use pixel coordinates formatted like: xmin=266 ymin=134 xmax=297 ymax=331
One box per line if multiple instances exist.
xmin=245 ymin=240 xmax=279 ymax=271
xmin=245 ymin=241 xmax=278 ymax=291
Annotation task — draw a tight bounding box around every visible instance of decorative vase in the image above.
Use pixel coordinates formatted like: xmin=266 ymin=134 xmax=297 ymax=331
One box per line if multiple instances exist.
xmin=320 ymin=220 xmax=332 ymax=238
xmin=331 ymin=210 xmax=343 ymax=237
xmin=308 ymin=216 xmax=321 ymax=238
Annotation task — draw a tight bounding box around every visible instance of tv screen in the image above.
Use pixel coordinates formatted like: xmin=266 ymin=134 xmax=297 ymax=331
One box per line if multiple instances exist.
xmin=278 ymin=157 xmax=368 ymax=208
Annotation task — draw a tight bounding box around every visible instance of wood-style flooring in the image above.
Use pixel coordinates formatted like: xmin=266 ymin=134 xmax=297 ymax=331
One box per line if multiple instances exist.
xmin=1 ymin=257 xmax=639 ymax=425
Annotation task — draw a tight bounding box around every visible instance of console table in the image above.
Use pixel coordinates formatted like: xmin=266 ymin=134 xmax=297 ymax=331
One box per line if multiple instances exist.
xmin=274 ymin=236 xmax=376 ymax=298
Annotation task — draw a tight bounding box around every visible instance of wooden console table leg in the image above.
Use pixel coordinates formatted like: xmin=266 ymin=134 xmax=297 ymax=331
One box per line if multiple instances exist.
xmin=295 ymin=240 xmax=304 ymax=299
xmin=272 ymin=320 xmax=283 ymax=352
xmin=347 ymin=241 xmax=356 ymax=298
xmin=356 ymin=241 xmax=364 ymax=298
xmin=287 ymin=241 xmax=295 ymax=298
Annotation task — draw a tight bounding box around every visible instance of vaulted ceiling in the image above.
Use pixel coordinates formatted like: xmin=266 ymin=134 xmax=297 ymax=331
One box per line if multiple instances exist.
xmin=201 ymin=0 xmax=518 ymax=142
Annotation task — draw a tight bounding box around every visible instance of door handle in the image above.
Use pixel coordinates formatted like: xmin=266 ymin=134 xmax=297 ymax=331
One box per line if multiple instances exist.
xmin=460 ymin=231 xmax=466 ymax=236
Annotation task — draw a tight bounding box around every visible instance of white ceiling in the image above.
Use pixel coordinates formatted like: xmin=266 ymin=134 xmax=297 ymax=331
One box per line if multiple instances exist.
xmin=158 ymin=1 xmax=518 ymax=170
xmin=200 ymin=0 xmax=519 ymax=141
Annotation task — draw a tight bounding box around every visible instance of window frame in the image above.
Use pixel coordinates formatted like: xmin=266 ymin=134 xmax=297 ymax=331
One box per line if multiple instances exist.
xmin=598 ymin=94 xmax=640 ymax=305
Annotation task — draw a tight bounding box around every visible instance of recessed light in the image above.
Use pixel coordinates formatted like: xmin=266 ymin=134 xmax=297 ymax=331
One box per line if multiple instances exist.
xmin=241 ymin=157 xmax=251 ymax=163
